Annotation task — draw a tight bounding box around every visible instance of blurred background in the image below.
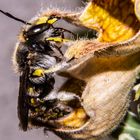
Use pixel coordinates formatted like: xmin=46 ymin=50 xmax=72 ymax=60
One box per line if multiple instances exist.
xmin=0 ymin=0 xmax=112 ymax=140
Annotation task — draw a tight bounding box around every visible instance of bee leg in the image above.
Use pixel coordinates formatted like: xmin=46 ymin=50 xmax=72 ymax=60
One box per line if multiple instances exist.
xmin=43 ymin=62 xmax=70 ymax=74
xmin=30 ymin=61 xmax=70 ymax=79
xmin=49 ymin=44 xmax=63 ymax=59
xmin=57 ymin=91 xmax=81 ymax=103
xmin=54 ymin=27 xmax=76 ymax=38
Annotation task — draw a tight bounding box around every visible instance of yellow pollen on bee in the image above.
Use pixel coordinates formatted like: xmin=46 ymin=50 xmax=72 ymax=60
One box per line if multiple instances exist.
xmin=35 ymin=16 xmax=49 ymax=25
xmin=31 ymin=98 xmax=35 ymax=104
xmin=28 ymin=87 xmax=34 ymax=94
xmin=46 ymin=37 xmax=70 ymax=42
xmin=32 ymin=69 xmax=44 ymax=77
xmin=35 ymin=16 xmax=58 ymax=25
xmin=47 ymin=17 xmax=58 ymax=24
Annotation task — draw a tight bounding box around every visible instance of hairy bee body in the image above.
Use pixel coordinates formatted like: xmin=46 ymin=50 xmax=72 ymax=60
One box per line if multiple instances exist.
xmin=13 ymin=14 xmax=79 ymax=131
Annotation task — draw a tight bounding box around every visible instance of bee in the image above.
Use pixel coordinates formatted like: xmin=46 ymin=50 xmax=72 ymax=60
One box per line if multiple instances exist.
xmin=0 ymin=9 xmax=81 ymax=132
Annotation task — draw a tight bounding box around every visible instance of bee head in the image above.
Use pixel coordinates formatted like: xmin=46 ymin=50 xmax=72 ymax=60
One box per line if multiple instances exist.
xmin=23 ymin=16 xmax=60 ymax=40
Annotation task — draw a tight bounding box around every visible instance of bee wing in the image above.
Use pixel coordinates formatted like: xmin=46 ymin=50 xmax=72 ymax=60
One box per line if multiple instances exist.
xmin=18 ymin=66 xmax=29 ymax=131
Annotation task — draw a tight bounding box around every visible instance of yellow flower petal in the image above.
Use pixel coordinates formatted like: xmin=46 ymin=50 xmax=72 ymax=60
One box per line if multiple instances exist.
xmin=79 ymin=0 xmax=140 ymax=42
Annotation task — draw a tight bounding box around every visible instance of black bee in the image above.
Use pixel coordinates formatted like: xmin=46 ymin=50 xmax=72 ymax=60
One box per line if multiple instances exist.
xmin=0 ymin=9 xmax=76 ymax=131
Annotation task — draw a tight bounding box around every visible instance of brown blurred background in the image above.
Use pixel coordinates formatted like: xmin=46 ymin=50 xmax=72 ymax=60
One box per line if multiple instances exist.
xmin=0 ymin=0 xmax=112 ymax=140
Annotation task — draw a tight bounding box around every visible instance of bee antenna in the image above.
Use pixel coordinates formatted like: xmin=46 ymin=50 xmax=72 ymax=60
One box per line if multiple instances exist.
xmin=0 ymin=9 xmax=31 ymax=25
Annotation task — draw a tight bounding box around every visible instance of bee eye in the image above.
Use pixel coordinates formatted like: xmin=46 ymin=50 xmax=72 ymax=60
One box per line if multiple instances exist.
xmin=24 ymin=23 xmax=50 ymax=38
